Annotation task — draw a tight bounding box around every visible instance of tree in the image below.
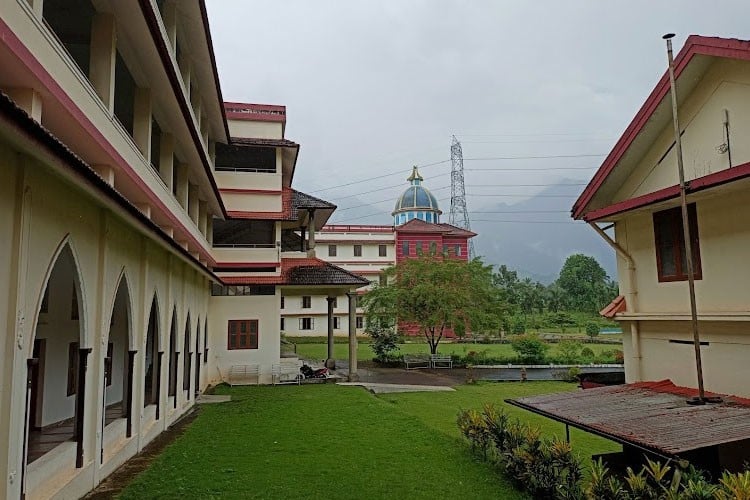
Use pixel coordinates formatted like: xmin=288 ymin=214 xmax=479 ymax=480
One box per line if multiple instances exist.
xmin=363 ymin=256 xmax=506 ymax=355
xmin=556 ymin=254 xmax=615 ymax=313
xmin=510 ymin=334 xmax=549 ymax=364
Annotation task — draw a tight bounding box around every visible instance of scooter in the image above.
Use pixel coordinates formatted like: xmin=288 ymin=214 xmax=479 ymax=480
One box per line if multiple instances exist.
xmin=300 ymin=364 xmax=330 ymax=379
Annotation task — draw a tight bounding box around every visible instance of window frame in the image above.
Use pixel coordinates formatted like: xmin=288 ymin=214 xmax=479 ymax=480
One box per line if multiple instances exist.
xmin=355 ymin=316 xmax=364 ymax=329
xmin=353 ymin=244 xmax=363 ymax=257
xmin=300 ymin=317 xmax=314 ymax=330
xmin=653 ymin=203 xmax=702 ymax=283
xmin=328 ymin=244 xmax=337 ymax=257
xmin=227 ymin=320 xmax=259 ymax=350
xmin=302 ymin=296 xmax=312 ymax=309
xmin=378 ymin=244 xmax=387 ymax=257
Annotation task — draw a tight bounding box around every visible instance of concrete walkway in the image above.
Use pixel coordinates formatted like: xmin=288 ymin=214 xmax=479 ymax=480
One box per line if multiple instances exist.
xmin=337 ymin=382 xmax=455 ymax=394
xmin=196 ymin=394 xmax=231 ymax=404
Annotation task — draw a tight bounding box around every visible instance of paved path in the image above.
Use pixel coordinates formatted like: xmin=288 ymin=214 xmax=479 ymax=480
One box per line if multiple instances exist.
xmin=337 ymin=382 xmax=455 ymax=394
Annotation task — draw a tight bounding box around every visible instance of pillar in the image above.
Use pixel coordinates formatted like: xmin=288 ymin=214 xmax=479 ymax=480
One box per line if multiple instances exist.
xmin=89 ymin=13 xmax=116 ymax=112
xmin=325 ymin=296 xmax=335 ymax=369
xmin=126 ymin=350 xmax=136 ymax=437
xmin=188 ymin=183 xmax=199 ymax=223
xmin=206 ymin=216 xmax=213 ymax=245
xmin=174 ymin=163 xmax=189 ymax=209
xmin=307 ymin=209 xmax=316 ymax=252
xmin=300 ymin=226 xmax=306 ymax=253
xmin=198 ymin=201 xmax=208 ymax=237
xmin=159 ymin=133 xmax=175 ymax=190
xmin=4 ymin=88 xmax=43 ymax=121
xmin=155 ymin=352 xmax=163 ymax=420
xmin=133 ymin=87 xmax=152 ymax=161
xmin=92 ymin=164 xmax=115 ymax=186
xmin=75 ymin=348 xmax=92 ymax=468
xmin=347 ymin=292 xmax=358 ymax=381
xmin=208 ymin=140 xmax=216 ymax=167
xmin=161 ymin=0 xmax=178 ymax=50
xmin=178 ymin=51 xmax=191 ymax=98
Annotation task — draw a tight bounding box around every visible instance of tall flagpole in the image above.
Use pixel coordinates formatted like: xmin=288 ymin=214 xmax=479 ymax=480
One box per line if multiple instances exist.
xmin=662 ymin=33 xmax=708 ymax=403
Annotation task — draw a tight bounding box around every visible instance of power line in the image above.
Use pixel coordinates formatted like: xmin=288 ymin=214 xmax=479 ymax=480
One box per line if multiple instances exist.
xmin=467 ymin=193 xmax=577 ymax=198
xmin=472 ymin=210 xmax=569 ymax=214
xmin=466 ymin=166 xmax=596 ymax=172
xmin=329 ymin=176 xmax=451 ymax=202
xmin=465 ymin=182 xmax=586 ymax=187
xmin=464 ymin=153 xmax=604 ymax=161
xmin=310 ymin=159 xmax=450 ymax=194
xmin=335 ymin=188 xmax=451 ymax=212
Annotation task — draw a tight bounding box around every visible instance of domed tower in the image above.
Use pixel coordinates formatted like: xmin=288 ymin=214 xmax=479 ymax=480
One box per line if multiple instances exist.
xmin=392 ymin=166 xmax=442 ymax=226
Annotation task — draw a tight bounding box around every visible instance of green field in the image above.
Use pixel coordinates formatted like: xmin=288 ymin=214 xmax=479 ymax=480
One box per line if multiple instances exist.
xmin=293 ymin=340 xmax=621 ymax=363
xmin=120 ymin=382 xmax=618 ymax=499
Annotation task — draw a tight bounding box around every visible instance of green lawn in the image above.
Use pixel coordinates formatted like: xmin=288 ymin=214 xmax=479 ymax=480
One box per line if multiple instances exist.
xmin=120 ymin=382 xmax=618 ymax=499
xmin=294 ymin=341 xmax=620 ymax=363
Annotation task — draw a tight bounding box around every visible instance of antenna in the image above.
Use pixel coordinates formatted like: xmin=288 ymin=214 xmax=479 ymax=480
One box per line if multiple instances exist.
xmin=449 ymin=135 xmax=475 ymax=258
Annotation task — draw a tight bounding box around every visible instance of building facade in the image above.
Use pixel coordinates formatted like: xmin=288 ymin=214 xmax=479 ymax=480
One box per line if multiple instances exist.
xmin=285 ymin=167 xmax=476 ymax=338
xmin=0 ymin=1 xmax=367 ymax=498
xmin=574 ymin=35 xmax=750 ymax=399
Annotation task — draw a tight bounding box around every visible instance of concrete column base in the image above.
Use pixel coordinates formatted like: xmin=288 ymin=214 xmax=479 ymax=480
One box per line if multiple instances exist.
xmin=325 ymin=358 xmax=336 ymax=369
xmin=347 ymin=373 xmax=359 ymax=382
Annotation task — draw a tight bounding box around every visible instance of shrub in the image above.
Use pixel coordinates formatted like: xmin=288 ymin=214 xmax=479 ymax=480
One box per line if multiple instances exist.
xmin=557 ymin=340 xmax=583 ymax=364
xmin=580 ymin=347 xmax=595 ymax=360
xmin=365 ymin=323 xmax=400 ymax=362
xmin=614 ymin=349 xmax=624 ymax=364
xmin=510 ymin=334 xmax=549 ymax=364
xmin=585 ymin=322 xmax=600 ymax=339
xmin=511 ymin=317 xmax=527 ymax=335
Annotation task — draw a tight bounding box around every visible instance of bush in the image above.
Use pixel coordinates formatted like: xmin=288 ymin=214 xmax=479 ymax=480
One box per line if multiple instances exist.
xmin=365 ymin=324 xmax=400 ymax=362
xmin=614 ymin=349 xmax=624 ymax=364
xmin=510 ymin=334 xmax=549 ymax=364
xmin=511 ymin=317 xmax=526 ymax=335
xmin=580 ymin=347 xmax=595 ymax=360
xmin=557 ymin=340 xmax=583 ymax=364
xmin=585 ymin=322 xmax=600 ymax=339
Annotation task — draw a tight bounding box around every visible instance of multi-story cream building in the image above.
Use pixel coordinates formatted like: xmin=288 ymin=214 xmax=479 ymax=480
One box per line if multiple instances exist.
xmin=283 ymin=166 xmax=476 ymax=337
xmin=573 ymin=35 xmax=750 ymax=399
xmin=0 ymin=1 xmax=367 ymax=498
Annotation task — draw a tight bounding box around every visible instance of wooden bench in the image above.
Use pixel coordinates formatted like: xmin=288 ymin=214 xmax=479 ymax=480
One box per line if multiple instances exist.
xmin=228 ymin=364 xmax=260 ymax=386
xmin=404 ymin=355 xmax=431 ymax=370
xmin=272 ymin=362 xmax=303 ymax=385
xmin=430 ymin=355 xmax=453 ymax=369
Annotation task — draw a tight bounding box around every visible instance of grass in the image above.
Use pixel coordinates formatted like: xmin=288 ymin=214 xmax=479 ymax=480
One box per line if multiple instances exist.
xmin=120 ymin=382 xmax=619 ymax=499
xmin=294 ymin=341 xmax=621 ymax=363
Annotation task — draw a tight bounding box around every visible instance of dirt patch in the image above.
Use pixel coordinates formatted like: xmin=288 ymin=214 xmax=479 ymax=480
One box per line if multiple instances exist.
xmin=83 ymin=408 xmax=200 ymax=499
xmin=354 ymin=365 xmax=471 ymax=386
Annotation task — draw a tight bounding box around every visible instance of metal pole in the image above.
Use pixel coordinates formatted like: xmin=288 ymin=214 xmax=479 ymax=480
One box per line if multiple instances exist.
xmin=663 ymin=33 xmax=705 ymax=401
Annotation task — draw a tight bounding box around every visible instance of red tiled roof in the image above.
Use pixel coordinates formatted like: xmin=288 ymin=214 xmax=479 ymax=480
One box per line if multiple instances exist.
xmin=507 ymin=379 xmax=750 ymax=457
xmin=219 ymin=257 xmax=369 ymax=287
xmin=573 ymin=36 xmax=750 ymax=220
xmin=600 ymin=295 xmax=626 ymax=318
xmin=395 ymin=219 xmax=477 ymax=237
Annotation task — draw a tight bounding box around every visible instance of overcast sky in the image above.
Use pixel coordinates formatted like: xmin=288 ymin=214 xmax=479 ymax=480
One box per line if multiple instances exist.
xmin=206 ymin=1 xmax=748 ymax=230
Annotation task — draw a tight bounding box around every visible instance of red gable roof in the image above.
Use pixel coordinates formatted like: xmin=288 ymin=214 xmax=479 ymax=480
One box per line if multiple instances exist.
xmin=396 ymin=219 xmax=476 ymax=237
xmin=573 ymin=36 xmax=750 ymax=220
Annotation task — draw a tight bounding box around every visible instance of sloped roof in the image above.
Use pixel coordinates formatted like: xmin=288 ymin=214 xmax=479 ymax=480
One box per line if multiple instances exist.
xmin=396 ymin=218 xmax=476 ymax=237
xmin=230 ymin=137 xmax=299 ymax=148
xmin=573 ymin=36 xmax=750 ymax=220
xmin=507 ymin=379 xmax=750 ymax=457
xmin=227 ymin=188 xmax=336 ymax=225
xmin=221 ymin=257 xmax=369 ymax=287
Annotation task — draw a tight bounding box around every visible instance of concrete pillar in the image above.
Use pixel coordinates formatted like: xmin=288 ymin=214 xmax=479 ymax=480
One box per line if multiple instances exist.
xmin=89 ymin=13 xmax=117 ymax=112
xmin=159 ymin=133 xmax=175 ymax=190
xmin=135 ymin=203 xmax=152 ymax=219
xmin=198 ymin=201 xmax=208 ymax=236
xmin=174 ymin=163 xmax=188 ymax=209
xmin=133 ymin=87 xmax=152 ymax=161
xmin=206 ymin=216 xmax=213 ymax=245
xmin=92 ymin=164 xmax=115 ymax=186
xmin=325 ymin=296 xmax=335 ymax=369
xmin=347 ymin=292 xmax=358 ymax=381
xmin=161 ymin=0 xmax=178 ymax=51
xmin=191 ymin=93 xmax=202 ymax=130
xmin=178 ymin=52 xmax=191 ymax=98
xmin=4 ymin=88 xmax=43 ymax=121
xmin=208 ymin=140 xmax=216 ymax=167
xmin=307 ymin=209 xmax=316 ymax=251
xmin=187 ymin=184 xmax=199 ymax=223
xmin=300 ymin=226 xmax=306 ymax=253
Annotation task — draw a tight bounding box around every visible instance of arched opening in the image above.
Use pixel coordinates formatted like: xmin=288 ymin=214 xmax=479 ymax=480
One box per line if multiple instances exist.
xmin=25 ymin=243 xmax=89 ymax=469
xmin=194 ymin=318 xmax=201 ymax=396
xmin=143 ymin=294 xmax=160 ymax=419
xmin=167 ymin=307 xmax=179 ymax=409
xmin=182 ymin=313 xmax=192 ymax=400
xmin=103 ymin=275 xmax=135 ymax=439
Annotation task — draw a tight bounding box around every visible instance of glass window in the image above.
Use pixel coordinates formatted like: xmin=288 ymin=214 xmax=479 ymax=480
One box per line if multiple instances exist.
xmin=356 ymin=316 xmax=364 ymax=329
xmin=302 ymin=296 xmax=312 ymax=308
xmin=354 ymin=244 xmax=362 ymax=257
xmin=402 ymin=241 xmax=409 ymax=256
xmin=378 ymin=244 xmax=387 ymax=257
xmin=227 ymin=320 xmax=259 ymax=350
xmin=300 ymin=318 xmax=314 ymax=330
xmin=653 ymin=204 xmax=701 ymax=282
xmin=328 ymin=245 xmax=337 ymax=257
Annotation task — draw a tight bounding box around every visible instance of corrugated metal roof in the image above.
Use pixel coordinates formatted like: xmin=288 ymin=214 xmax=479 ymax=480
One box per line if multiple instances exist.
xmin=507 ymin=380 xmax=750 ymax=456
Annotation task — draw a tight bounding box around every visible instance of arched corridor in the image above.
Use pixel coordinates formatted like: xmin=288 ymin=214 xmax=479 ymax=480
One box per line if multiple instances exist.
xmin=168 ymin=308 xmax=179 ymax=409
xmin=183 ymin=314 xmax=192 ymax=401
xmin=103 ymin=276 xmax=134 ymax=437
xmin=25 ymin=243 xmax=88 ymax=468
xmin=143 ymin=295 xmax=160 ymax=417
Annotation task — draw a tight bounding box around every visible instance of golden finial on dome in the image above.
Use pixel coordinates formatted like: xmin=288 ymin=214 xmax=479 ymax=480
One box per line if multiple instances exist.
xmin=407 ymin=165 xmax=423 ymax=183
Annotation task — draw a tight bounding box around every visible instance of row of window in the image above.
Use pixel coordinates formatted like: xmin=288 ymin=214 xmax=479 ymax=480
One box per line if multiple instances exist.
xmin=281 ymin=296 xmax=361 ymax=309
xmin=280 ymin=317 xmax=364 ymax=331
xmin=401 ymin=241 xmax=462 ymax=257
xmin=328 ymin=244 xmax=388 ymax=257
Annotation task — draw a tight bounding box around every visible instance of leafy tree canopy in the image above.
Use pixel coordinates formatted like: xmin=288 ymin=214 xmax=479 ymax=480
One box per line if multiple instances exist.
xmin=556 ymin=253 xmax=616 ymax=313
xmin=363 ymin=256 xmax=506 ymax=354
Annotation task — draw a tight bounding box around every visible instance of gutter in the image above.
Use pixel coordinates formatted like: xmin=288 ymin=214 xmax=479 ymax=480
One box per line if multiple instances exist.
xmin=587 ymin=222 xmax=642 ymax=381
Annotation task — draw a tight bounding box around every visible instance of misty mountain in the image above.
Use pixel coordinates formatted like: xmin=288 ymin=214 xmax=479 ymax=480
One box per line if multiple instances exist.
xmin=470 ymin=181 xmax=616 ymax=284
